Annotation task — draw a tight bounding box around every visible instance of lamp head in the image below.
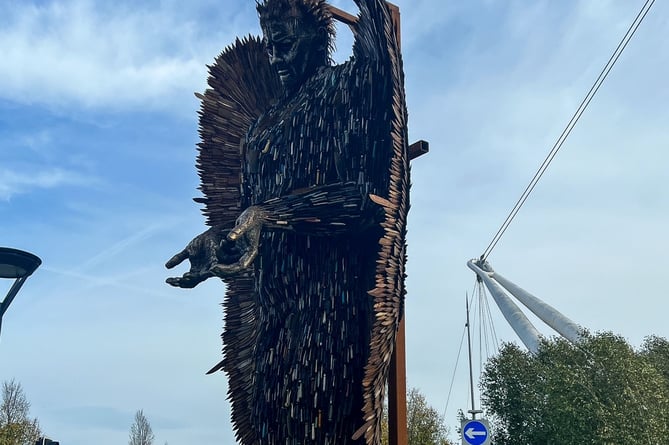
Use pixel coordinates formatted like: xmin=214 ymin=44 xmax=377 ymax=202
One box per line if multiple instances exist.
xmin=0 ymin=248 xmax=42 ymax=279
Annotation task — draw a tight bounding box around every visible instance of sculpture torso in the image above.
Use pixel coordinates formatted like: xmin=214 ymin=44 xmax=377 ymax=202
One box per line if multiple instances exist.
xmin=245 ymin=63 xmax=353 ymax=203
xmin=241 ymin=61 xmax=382 ymax=444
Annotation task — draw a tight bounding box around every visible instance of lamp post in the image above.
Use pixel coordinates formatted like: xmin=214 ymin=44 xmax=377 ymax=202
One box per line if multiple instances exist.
xmin=0 ymin=247 xmax=42 ymax=339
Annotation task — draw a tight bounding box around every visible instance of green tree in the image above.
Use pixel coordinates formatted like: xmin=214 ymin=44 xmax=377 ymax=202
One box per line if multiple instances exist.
xmin=128 ymin=409 xmax=155 ymax=445
xmin=406 ymin=388 xmax=451 ymax=445
xmin=0 ymin=379 xmax=41 ymax=445
xmin=481 ymin=332 xmax=669 ymax=445
xmin=381 ymin=387 xmax=453 ymax=445
xmin=641 ymin=335 xmax=669 ymax=386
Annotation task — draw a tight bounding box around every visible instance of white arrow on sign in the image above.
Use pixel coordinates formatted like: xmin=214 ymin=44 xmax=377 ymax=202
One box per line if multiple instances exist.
xmin=465 ymin=427 xmax=486 ymax=440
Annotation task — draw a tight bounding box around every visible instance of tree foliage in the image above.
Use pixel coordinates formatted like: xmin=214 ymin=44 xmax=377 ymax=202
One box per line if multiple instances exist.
xmin=0 ymin=379 xmax=41 ymax=445
xmin=128 ymin=409 xmax=155 ymax=445
xmin=641 ymin=335 xmax=669 ymax=387
xmin=481 ymin=332 xmax=669 ymax=445
xmin=381 ymin=387 xmax=453 ymax=445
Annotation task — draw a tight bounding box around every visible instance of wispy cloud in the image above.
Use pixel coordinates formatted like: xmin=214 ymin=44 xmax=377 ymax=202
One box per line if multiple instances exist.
xmin=0 ymin=167 xmax=94 ymax=200
xmin=0 ymin=1 xmax=248 ymax=112
xmin=41 ymin=265 xmax=170 ymax=299
xmin=72 ymin=222 xmax=171 ymax=273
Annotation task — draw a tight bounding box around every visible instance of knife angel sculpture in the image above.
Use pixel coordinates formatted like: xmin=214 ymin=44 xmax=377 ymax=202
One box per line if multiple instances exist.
xmin=166 ymin=1 xmax=410 ymax=443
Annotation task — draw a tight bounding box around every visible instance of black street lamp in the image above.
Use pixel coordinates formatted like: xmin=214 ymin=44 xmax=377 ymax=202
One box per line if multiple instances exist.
xmin=0 ymin=247 xmax=42 ymax=339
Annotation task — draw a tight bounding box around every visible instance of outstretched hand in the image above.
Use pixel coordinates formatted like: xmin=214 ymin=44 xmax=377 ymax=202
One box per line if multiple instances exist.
xmin=165 ymin=226 xmax=229 ymax=288
xmin=210 ymin=206 xmax=266 ymax=278
xmin=165 ymin=206 xmax=267 ymax=287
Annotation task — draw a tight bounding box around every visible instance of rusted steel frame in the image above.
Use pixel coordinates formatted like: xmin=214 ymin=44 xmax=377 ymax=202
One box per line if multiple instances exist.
xmin=326 ymin=4 xmax=358 ymax=26
xmin=387 ymin=3 xmax=401 ymax=50
xmin=409 ymin=140 xmax=429 ymax=160
xmin=388 ymin=318 xmax=408 ymax=445
xmin=327 ymin=2 xmax=400 ymax=48
xmin=326 ymin=4 xmax=418 ymax=445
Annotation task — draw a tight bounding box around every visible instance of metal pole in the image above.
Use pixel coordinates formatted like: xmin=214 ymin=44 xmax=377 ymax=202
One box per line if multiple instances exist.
xmin=0 ymin=276 xmax=28 ymax=317
xmin=465 ymin=295 xmax=479 ymax=419
xmin=0 ymin=276 xmax=28 ymax=337
xmin=489 ymin=269 xmax=583 ymax=345
xmin=0 ymin=247 xmax=42 ymax=340
xmin=388 ymin=317 xmax=408 ymax=445
xmin=467 ymin=260 xmax=542 ymax=354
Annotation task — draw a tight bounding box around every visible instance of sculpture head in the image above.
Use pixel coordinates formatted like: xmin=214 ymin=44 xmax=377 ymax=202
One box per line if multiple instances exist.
xmin=256 ymin=0 xmax=334 ymax=92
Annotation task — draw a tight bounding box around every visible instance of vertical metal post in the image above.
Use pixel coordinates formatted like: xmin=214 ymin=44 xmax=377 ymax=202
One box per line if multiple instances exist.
xmin=385 ymin=5 xmax=408 ymax=445
xmin=325 ymin=5 xmax=414 ymax=443
xmin=388 ymin=4 xmax=401 ymax=49
xmin=466 ymin=296 xmax=477 ymax=418
xmin=389 ymin=316 xmax=408 ymax=445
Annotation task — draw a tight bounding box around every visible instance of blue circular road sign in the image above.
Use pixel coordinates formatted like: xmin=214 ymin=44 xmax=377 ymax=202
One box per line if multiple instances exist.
xmin=462 ymin=419 xmax=489 ymax=445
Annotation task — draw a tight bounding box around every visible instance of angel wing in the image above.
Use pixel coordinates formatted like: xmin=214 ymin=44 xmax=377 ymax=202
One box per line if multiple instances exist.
xmin=350 ymin=1 xmax=411 ymax=444
xmin=196 ymin=36 xmax=281 ymax=227
xmin=196 ymin=36 xmax=281 ymax=445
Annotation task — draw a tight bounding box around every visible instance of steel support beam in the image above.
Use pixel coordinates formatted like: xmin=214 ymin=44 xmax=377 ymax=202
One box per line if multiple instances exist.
xmin=490 ymin=268 xmax=583 ymax=345
xmin=467 ymin=260 xmax=542 ymax=354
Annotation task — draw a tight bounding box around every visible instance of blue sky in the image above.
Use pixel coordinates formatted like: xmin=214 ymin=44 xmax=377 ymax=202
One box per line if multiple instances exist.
xmin=1 ymin=0 xmax=667 ymax=443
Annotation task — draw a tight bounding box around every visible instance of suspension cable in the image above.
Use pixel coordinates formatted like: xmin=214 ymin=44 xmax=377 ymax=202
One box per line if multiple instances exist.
xmin=480 ymin=0 xmax=656 ymax=261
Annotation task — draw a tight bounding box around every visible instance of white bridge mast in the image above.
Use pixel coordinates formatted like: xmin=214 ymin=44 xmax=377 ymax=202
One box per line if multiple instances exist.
xmin=467 ymin=259 xmax=583 ymax=353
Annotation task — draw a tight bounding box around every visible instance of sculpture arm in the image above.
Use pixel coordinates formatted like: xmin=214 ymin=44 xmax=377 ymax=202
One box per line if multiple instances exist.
xmin=243 ymin=181 xmax=382 ymax=236
xmin=209 ymin=181 xmax=382 ymax=278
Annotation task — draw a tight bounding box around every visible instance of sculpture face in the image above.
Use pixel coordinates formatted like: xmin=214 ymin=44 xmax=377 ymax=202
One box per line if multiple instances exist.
xmin=263 ymin=21 xmax=320 ymax=91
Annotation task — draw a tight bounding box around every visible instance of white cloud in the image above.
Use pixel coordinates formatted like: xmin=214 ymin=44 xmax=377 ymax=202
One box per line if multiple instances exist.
xmin=0 ymin=1 xmax=247 ymax=112
xmin=0 ymin=167 xmax=94 ymax=200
